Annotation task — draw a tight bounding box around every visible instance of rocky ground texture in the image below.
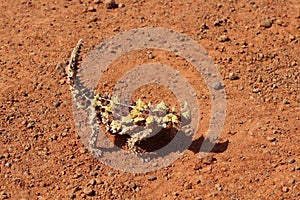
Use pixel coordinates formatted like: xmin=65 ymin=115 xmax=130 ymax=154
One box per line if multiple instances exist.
xmin=0 ymin=0 xmax=299 ymax=199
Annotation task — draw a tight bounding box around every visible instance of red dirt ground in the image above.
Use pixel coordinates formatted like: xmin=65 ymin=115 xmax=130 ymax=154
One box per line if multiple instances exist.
xmin=0 ymin=0 xmax=299 ymax=199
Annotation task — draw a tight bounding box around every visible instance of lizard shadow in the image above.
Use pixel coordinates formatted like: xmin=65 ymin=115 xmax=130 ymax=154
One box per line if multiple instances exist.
xmin=92 ymin=129 xmax=228 ymax=161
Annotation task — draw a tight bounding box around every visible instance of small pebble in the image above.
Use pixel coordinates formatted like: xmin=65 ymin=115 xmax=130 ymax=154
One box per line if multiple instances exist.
xmin=201 ymin=23 xmax=209 ymax=30
xmin=291 ymin=61 xmax=297 ymax=66
xmin=257 ymin=75 xmax=263 ymax=82
xmin=88 ymin=16 xmax=98 ymax=23
xmin=69 ymin=193 xmax=76 ymax=199
xmin=83 ymin=187 xmax=95 ymax=196
xmin=289 ymin=36 xmax=296 ymax=43
xmin=282 ymin=186 xmax=289 ymax=193
xmin=283 ymin=99 xmax=290 ymax=104
xmin=218 ymin=35 xmax=230 ymax=42
xmin=260 ymin=19 xmax=273 ymax=28
xmin=288 ymin=179 xmax=295 ymax=184
xmin=288 ymin=158 xmax=295 ymax=164
xmin=152 ymin=162 xmax=158 ymax=167
xmin=89 ymin=179 xmax=97 ymax=185
xmin=3 ymin=153 xmax=10 ymax=158
xmin=148 ymin=53 xmax=154 ymax=59
xmin=129 ymin=182 xmax=137 ymax=189
xmin=184 ymin=182 xmax=192 ymax=190
xmin=5 ymin=162 xmax=12 ymax=168
xmin=54 ymin=102 xmax=61 ymax=107
xmin=148 ymin=176 xmax=157 ymax=181
xmin=23 ymin=171 xmax=29 ymax=176
xmin=87 ymin=6 xmax=96 ymax=12
xmin=108 ymin=172 xmax=116 ymax=177
xmin=79 ymin=148 xmax=87 ymax=154
xmin=238 ymin=86 xmax=244 ymax=90
xmin=229 ymin=72 xmax=239 ymax=80
xmin=104 ymin=0 xmax=118 ymax=9
xmin=202 ymin=155 xmax=215 ymax=165
xmin=211 ymin=82 xmax=223 ymax=90
xmin=215 ymin=183 xmax=223 ymax=191
xmin=55 ymin=62 xmax=66 ymax=74
xmin=214 ymin=20 xmax=221 ymax=26
xmin=0 ymin=192 xmax=8 ymax=199
xmin=252 ymin=88 xmax=261 ymax=93
xmin=27 ymin=122 xmax=34 ymax=129
xmin=267 ymin=137 xmax=276 ymax=142
xmin=59 ymin=79 xmax=65 ymax=85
